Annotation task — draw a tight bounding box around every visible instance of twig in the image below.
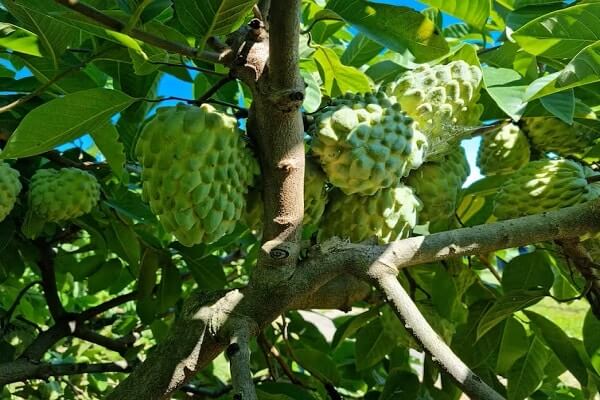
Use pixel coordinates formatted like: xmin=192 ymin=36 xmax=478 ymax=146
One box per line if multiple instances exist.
xmin=149 ymin=61 xmax=228 ymax=77
xmin=300 ymin=17 xmax=342 ymax=35
xmin=227 ymin=323 xmax=257 ymax=400
xmin=42 ymin=150 xmax=107 ymax=170
xmin=478 ymin=255 xmax=503 ymax=283
xmin=78 ymin=291 xmax=137 ymax=321
xmin=74 ymin=328 xmax=135 ymax=355
xmin=1 ymin=281 xmax=42 ymax=332
xmin=180 ymin=384 xmax=233 ymax=398
xmin=53 ymin=0 xmax=228 ymax=64
xmin=257 ymin=332 xmax=306 ymax=385
xmin=196 ymin=76 xmax=235 ymax=105
xmin=375 ymin=273 xmax=504 ymax=400
xmin=35 ymin=240 xmax=67 ymax=320
xmin=587 ymin=174 xmax=600 ymax=184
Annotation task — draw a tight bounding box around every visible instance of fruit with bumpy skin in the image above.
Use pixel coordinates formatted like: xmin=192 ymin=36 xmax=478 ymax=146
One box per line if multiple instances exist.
xmin=244 ymin=158 xmax=328 ymax=230
xmin=0 ymin=162 xmax=22 ymax=222
xmin=392 ymin=61 xmax=483 ymax=153
xmin=406 ymin=146 xmax=470 ymax=233
xmin=30 ymin=168 xmax=100 ymax=221
xmin=477 ymin=123 xmax=530 ymax=176
xmin=310 ymin=91 xmax=427 ymax=196
xmin=522 ymin=117 xmax=598 ymax=158
xmin=136 ymin=104 xmax=258 ymax=246
xmin=493 ymin=159 xmax=600 ymax=221
xmin=319 ymin=184 xmax=422 ymax=244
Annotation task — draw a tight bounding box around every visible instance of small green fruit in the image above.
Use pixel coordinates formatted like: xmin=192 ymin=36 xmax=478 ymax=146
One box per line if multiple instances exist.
xmin=477 ymin=123 xmax=530 ymax=176
xmin=319 ymin=184 xmax=422 ymax=244
xmin=522 ymin=117 xmax=598 ymax=158
xmin=0 ymin=162 xmax=22 ymax=222
xmin=30 ymin=168 xmax=100 ymax=221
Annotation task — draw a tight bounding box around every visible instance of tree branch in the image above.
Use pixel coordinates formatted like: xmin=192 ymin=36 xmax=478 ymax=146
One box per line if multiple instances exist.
xmin=53 ymin=0 xmax=228 ymax=64
xmin=227 ymin=323 xmax=258 ymax=400
xmin=78 ymin=291 xmax=137 ymax=321
xmin=375 ymin=273 xmax=504 ymax=400
xmin=0 ymin=359 xmax=131 ymax=386
xmin=35 ymin=240 xmax=67 ymax=320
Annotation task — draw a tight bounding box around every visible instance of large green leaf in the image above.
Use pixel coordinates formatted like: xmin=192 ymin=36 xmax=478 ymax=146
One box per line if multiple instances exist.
xmin=313 ymin=47 xmax=371 ymax=97
xmin=525 ymin=311 xmax=588 ymax=386
xmin=355 ymin=318 xmax=396 ymax=370
xmin=325 ymin=0 xmax=449 ymax=62
xmin=477 ymin=289 xmax=546 ymax=339
xmin=174 ymin=0 xmax=255 ymax=46
xmin=0 ymin=88 xmax=136 ymax=159
xmin=18 ymin=54 xmax=98 ymax=94
xmin=340 ymin=32 xmax=384 ymax=67
xmin=583 ymin=310 xmax=600 ymax=375
xmin=482 ymin=66 xmax=528 ymax=120
xmin=507 ymin=336 xmax=550 ymax=400
xmin=496 ymin=317 xmax=529 ymax=375
xmin=0 ymin=23 xmax=41 ymax=56
xmin=90 ymin=122 xmax=127 ymax=181
xmin=418 ymin=0 xmax=491 ymax=29
xmin=293 ymin=348 xmax=340 ymax=385
xmin=556 ymin=41 xmax=600 ymax=89
xmin=501 ymin=252 xmax=554 ymax=293
xmin=512 ymin=3 xmax=600 ymax=59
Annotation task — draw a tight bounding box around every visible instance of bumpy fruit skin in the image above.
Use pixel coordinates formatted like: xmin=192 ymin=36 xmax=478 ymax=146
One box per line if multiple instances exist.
xmin=0 ymin=162 xmax=22 ymax=222
xmin=523 ymin=117 xmax=598 ymax=158
xmin=477 ymin=123 xmax=530 ymax=175
xmin=30 ymin=168 xmax=100 ymax=221
xmin=136 ymin=104 xmax=258 ymax=246
xmin=392 ymin=61 xmax=483 ymax=151
xmin=405 ymin=146 xmax=470 ymax=233
xmin=311 ymin=92 xmax=427 ymax=196
xmin=244 ymin=158 xmax=328 ymax=230
xmin=493 ymin=159 xmax=600 ymax=220
xmin=319 ymin=184 xmax=422 ymax=244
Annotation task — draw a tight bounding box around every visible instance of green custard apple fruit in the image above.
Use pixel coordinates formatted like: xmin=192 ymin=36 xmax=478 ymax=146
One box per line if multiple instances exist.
xmin=405 ymin=146 xmax=470 ymax=233
xmin=392 ymin=61 xmax=483 ymax=153
xmin=0 ymin=162 xmax=22 ymax=222
xmin=319 ymin=183 xmax=422 ymax=244
xmin=30 ymin=168 xmax=100 ymax=222
xmin=244 ymin=158 xmax=328 ymax=230
xmin=310 ymin=91 xmax=428 ymax=196
xmin=477 ymin=123 xmax=530 ymax=176
xmin=522 ymin=117 xmax=598 ymax=158
xmin=493 ymin=159 xmax=600 ymax=221
xmin=136 ymin=104 xmax=259 ymax=246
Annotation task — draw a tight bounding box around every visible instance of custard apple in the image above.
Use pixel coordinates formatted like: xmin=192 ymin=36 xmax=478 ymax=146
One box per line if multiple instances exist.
xmin=406 ymin=146 xmax=470 ymax=233
xmin=0 ymin=162 xmax=22 ymax=222
xmin=310 ymin=91 xmax=428 ymax=196
xmin=30 ymin=168 xmax=100 ymax=221
xmin=523 ymin=117 xmax=598 ymax=158
xmin=319 ymin=184 xmax=422 ymax=244
xmin=392 ymin=61 xmax=483 ymax=153
xmin=244 ymin=158 xmax=328 ymax=230
xmin=493 ymin=159 xmax=600 ymax=221
xmin=136 ymin=104 xmax=258 ymax=246
xmin=477 ymin=123 xmax=530 ymax=176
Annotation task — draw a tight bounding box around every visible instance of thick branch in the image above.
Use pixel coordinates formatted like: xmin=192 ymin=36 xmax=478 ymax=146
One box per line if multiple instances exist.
xmin=108 ymin=201 xmax=600 ymax=399
xmin=35 ymin=240 xmax=66 ymax=320
xmin=0 ymin=359 xmax=130 ymax=386
xmin=376 ymin=274 xmax=504 ymax=400
xmin=227 ymin=324 xmax=257 ymax=400
xmin=53 ymin=0 xmax=226 ymax=63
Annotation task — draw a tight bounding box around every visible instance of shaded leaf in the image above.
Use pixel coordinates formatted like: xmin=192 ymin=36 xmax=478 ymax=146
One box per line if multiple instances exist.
xmin=90 ymin=122 xmax=126 ymax=181
xmin=583 ymin=310 xmax=600 ymax=375
xmin=418 ymin=0 xmax=491 ymax=29
xmin=507 ymin=336 xmax=549 ymax=400
xmin=355 ymin=318 xmax=396 ymax=370
xmin=496 ymin=317 xmax=529 ymax=375
xmin=502 ymin=252 xmax=554 ymax=293
xmin=293 ymin=348 xmax=340 ymax=385
xmin=325 ymin=0 xmax=449 ymax=62
xmin=482 ymin=67 xmax=528 ymax=120
xmin=341 ymin=32 xmax=384 ymax=67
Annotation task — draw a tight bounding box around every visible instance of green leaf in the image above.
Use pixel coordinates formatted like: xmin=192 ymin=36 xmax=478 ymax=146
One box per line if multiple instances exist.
xmin=90 ymin=122 xmax=127 ymax=181
xmin=512 ymin=3 xmax=600 ymax=59
xmin=157 ymin=263 xmax=182 ymax=312
xmin=583 ymin=310 xmax=600 ymax=375
xmin=17 ymin=54 xmax=98 ymax=94
xmin=556 ymin=41 xmax=600 ymax=89
xmin=496 ymin=317 xmax=529 ymax=375
xmin=331 ymin=308 xmax=378 ymax=349
xmin=174 ymin=0 xmax=255 ymax=46
xmin=293 ymin=348 xmax=340 ymax=385
xmin=477 ymin=289 xmax=546 ymax=339
xmin=300 ymin=69 xmax=322 ymax=114
xmin=507 ymin=336 xmax=550 ymax=400
xmin=256 ymin=382 xmax=316 ymax=400
xmin=379 ymin=370 xmax=420 ymax=400
xmin=482 ymin=67 xmax=528 ymax=120
xmin=0 ymin=88 xmax=136 ymax=159
xmin=109 ymin=218 xmax=141 ymax=269
xmin=418 ymin=0 xmax=491 ymax=29
xmin=313 ymin=47 xmax=371 ymax=97
xmin=88 ymin=259 xmax=122 ymax=294
xmin=502 ymin=252 xmax=554 ymax=293
xmin=0 ymin=23 xmax=41 ymax=56
xmin=355 ymin=318 xmax=396 ymax=370
xmin=540 ymin=89 xmax=574 ymax=124
xmin=340 ymin=32 xmax=384 ymax=67
xmin=178 ymin=252 xmax=227 ymax=290
xmin=365 ymin=60 xmax=407 ymax=84
xmin=525 ymin=310 xmax=588 ymax=386
xmin=325 ymin=0 xmax=449 ymax=62
xmin=137 ymin=249 xmax=160 ymax=300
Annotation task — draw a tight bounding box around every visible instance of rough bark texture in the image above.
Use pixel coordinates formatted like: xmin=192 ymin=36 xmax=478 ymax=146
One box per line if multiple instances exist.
xmin=106 ymin=200 xmax=600 ymax=399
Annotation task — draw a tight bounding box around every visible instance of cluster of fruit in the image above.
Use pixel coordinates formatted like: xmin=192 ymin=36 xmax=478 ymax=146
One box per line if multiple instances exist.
xmin=0 ymin=163 xmax=100 ymax=224
xmin=134 ymin=61 xmax=482 ymax=246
